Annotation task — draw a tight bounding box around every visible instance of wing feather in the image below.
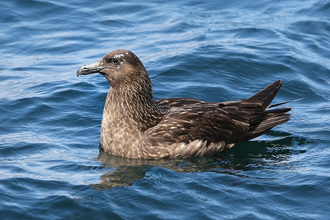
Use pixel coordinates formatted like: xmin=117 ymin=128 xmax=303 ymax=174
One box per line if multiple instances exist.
xmin=145 ymin=103 xmax=250 ymax=145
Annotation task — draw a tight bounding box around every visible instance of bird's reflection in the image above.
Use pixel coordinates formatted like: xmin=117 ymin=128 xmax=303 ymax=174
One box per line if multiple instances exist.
xmin=91 ymin=133 xmax=306 ymax=190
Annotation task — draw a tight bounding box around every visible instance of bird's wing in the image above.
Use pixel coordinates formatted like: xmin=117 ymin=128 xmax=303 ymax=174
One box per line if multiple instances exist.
xmin=140 ymin=80 xmax=290 ymax=158
xmin=144 ymin=102 xmax=252 ymax=145
xmin=154 ymin=97 xmax=206 ymax=110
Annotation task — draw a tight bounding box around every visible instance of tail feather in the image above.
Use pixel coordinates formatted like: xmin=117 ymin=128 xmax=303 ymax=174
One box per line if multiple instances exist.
xmin=247 ymin=80 xmax=282 ymax=109
xmin=221 ymin=80 xmax=295 ymax=143
xmin=264 ymin=106 xmax=291 ymax=114
xmin=245 ymin=114 xmax=290 ymax=140
xmin=241 ymin=80 xmax=293 ymax=141
xmin=267 ymin=98 xmax=304 ymax=109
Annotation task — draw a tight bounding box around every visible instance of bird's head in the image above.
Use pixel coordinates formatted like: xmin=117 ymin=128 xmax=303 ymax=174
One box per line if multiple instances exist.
xmin=77 ymin=49 xmax=151 ymax=91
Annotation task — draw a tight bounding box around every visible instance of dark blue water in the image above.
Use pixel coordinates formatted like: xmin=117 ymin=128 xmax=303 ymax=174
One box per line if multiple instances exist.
xmin=1 ymin=0 xmax=330 ymax=219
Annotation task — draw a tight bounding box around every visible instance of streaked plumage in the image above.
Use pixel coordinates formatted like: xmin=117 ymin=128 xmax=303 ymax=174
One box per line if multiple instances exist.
xmin=77 ymin=49 xmax=291 ymax=159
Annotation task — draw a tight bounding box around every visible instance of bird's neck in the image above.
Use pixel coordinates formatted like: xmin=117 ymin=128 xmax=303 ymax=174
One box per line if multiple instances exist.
xmin=99 ymin=84 xmax=162 ymax=158
xmin=102 ymin=85 xmax=163 ymax=131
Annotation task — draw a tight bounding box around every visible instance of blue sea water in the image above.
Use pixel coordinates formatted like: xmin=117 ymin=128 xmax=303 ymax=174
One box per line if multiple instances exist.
xmin=1 ymin=0 xmax=330 ymax=219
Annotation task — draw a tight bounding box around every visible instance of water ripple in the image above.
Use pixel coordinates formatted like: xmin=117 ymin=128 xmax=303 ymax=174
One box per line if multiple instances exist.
xmin=1 ymin=0 xmax=330 ymax=219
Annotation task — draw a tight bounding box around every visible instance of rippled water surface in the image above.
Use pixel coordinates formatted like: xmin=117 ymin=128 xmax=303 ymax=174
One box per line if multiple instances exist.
xmin=1 ymin=0 xmax=330 ymax=219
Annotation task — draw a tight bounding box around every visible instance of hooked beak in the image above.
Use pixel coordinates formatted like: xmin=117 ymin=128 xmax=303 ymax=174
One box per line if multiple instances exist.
xmin=76 ymin=61 xmax=106 ymax=76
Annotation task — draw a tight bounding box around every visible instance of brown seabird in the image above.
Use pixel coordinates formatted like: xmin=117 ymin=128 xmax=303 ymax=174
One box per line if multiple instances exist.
xmin=77 ymin=49 xmax=291 ymax=159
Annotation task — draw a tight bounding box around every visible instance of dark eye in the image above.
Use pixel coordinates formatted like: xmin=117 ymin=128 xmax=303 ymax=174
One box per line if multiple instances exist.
xmin=112 ymin=58 xmax=119 ymax=64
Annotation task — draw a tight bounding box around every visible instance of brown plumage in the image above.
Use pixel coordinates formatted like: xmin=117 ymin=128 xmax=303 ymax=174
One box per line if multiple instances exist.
xmin=77 ymin=49 xmax=291 ymax=159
